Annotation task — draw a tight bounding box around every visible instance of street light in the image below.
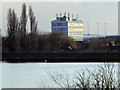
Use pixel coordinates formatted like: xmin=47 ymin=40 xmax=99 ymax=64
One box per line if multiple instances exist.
xmin=86 ymin=21 xmax=89 ymax=37
xmin=104 ymin=23 xmax=107 ymax=37
xmin=96 ymin=22 xmax=99 ymax=37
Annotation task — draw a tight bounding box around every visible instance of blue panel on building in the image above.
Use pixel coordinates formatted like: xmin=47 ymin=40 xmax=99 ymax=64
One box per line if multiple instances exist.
xmin=52 ymin=22 xmax=68 ymax=27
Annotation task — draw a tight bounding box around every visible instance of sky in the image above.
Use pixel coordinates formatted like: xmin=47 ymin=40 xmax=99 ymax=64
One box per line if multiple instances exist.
xmin=0 ymin=0 xmax=119 ymax=36
xmin=0 ymin=1 xmax=119 ymax=89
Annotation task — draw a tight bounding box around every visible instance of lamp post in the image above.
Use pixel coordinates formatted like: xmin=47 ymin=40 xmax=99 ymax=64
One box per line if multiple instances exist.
xmin=86 ymin=21 xmax=89 ymax=37
xmin=97 ymin=22 xmax=99 ymax=37
xmin=104 ymin=23 xmax=107 ymax=37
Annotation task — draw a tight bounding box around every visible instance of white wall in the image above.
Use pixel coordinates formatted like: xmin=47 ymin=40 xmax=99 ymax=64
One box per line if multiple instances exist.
xmin=68 ymin=21 xmax=84 ymax=41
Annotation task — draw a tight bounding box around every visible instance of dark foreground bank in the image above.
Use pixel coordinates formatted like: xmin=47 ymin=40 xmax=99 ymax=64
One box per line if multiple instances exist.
xmin=2 ymin=51 xmax=120 ymax=63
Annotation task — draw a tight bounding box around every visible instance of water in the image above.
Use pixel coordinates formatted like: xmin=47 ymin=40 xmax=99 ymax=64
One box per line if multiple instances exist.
xmin=1 ymin=62 xmax=119 ymax=88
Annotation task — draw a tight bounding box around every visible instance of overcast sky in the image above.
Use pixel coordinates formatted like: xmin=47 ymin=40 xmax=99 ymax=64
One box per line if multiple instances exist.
xmin=0 ymin=1 xmax=119 ymax=36
xmin=0 ymin=1 xmax=119 ymax=89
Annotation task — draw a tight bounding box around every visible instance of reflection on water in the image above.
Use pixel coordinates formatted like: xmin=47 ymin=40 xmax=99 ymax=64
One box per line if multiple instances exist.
xmin=2 ymin=62 xmax=118 ymax=88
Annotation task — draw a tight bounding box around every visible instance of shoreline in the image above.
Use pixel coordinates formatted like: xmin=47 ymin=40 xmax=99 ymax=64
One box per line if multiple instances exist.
xmin=2 ymin=51 xmax=120 ymax=63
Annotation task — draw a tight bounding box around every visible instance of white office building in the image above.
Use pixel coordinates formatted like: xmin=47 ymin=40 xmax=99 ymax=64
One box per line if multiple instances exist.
xmin=51 ymin=13 xmax=84 ymax=41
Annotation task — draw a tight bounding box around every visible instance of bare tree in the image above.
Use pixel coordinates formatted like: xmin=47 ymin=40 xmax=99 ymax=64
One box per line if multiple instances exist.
xmin=43 ymin=31 xmax=78 ymax=50
xmin=48 ymin=71 xmax=75 ymax=89
xmin=28 ymin=5 xmax=38 ymax=50
xmin=18 ymin=3 xmax=27 ymax=50
xmin=74 ymin=69 xmax=91 ymax=89
xmin=7 ymin=8 xmax=13 ymax=37
xmin=29 ymin=5 xmax=38 ymax=34
xmin=48 ymin=63 xmax=118 ymax=89
xmin=4 ymin=8 xmax=18 ymax=40
xmin=20 ymin=3 xmax=27 ymax=37
xmin=3 ymin=8 xmax=19 ymax=50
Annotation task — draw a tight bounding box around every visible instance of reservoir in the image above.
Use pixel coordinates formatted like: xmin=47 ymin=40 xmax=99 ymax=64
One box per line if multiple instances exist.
xmin=1 ymin=62 xmax=119 ymax=88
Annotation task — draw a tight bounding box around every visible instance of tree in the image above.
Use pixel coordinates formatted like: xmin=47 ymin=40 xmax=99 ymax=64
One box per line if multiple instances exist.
xmin=4 ymin=8 xmax=19 ymax=51
xmin=19 ymin=3 xmax=27 ymax=50
xmin=43 ymin=31 xmax=78 ymax=50
xmin=7 ymin=8 xmax=13 ymax=37
xmin=26 ymin=33 xmax=38 ymax=50
xmin=29 ymin=5 xmax=38 ymax=34
xmin=16 ymin=22 xmax=21 ymax=50
xmin=28 ymin=5 xmax=38 ymax=50
xmin=48 ymin=71 xmax=75 ymax=89
xmin=89 ymin=63 xmax=118 ymax=89
xmin=7 ymin=9 xmax=18 ymax=38
xmin=20 ymin=3 xmax=27 ymax=37
xmin=74 ymin=70 xmax=91 ymax=89
xmin=48 ymin=63 xmax=118 ymax=89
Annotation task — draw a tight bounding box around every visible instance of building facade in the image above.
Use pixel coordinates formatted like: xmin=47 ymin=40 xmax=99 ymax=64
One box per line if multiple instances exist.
xmin=51 ymin=14 xmax=84 ymax=41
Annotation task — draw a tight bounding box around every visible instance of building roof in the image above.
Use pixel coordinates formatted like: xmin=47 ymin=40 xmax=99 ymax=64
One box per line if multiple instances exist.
xmin=52 ymin=15 xmax=83 ymax=23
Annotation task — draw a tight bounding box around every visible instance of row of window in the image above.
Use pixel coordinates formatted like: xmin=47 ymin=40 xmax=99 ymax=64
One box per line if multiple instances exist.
xmin=68 ymin=31 xmax=83 ymax=33
xmin=52 ymin=28 xmax=68 ymax=32
xmin=68 ymin=26 xmax=84 ymax=28
xmin=68 ymin=23 xmax=83 ymax=26
xmin=52 ymin=23 xmax=67 ymax=27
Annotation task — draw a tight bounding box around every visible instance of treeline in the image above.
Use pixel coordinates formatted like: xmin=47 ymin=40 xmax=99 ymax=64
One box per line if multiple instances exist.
xmin=84 ymin=36 xmax=120 ymax=51
xmin=2 ymin=3 xmax=77 ymax=52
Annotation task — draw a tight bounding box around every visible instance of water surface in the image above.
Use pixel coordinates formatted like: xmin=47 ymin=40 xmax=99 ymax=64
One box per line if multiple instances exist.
xmin=2 ymin=62 xmax=118 ymax=88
